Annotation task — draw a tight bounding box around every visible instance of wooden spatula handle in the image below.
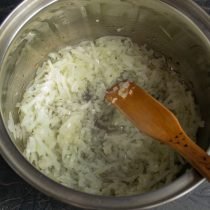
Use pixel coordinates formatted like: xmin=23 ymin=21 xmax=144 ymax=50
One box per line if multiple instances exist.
xmin=106 ymin=81 xmax=210 ymax=180
xmin=169 ymin=131 xmax=210 ymax=181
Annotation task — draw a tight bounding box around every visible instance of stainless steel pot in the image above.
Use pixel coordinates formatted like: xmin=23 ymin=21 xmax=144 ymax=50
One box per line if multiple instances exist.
xmin=0 ymin=0 xmax=210 ymax=209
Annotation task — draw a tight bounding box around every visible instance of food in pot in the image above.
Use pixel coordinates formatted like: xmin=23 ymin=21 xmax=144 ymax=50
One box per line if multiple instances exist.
xmin=8 ymin=36 xmax=203 ymax=196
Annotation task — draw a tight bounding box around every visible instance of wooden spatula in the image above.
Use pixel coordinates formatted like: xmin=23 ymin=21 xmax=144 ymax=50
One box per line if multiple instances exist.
xmin=105 ymin=81 xmax=210 ymax=181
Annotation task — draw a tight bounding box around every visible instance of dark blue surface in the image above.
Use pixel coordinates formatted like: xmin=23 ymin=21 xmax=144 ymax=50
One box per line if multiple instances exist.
xmin=0 ymin=0 xmax=209 ymax=210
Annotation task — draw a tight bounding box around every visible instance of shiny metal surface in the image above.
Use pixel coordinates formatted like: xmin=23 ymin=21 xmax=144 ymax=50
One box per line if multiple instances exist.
xmin=0 ymin=0 xmax=210 ymax=209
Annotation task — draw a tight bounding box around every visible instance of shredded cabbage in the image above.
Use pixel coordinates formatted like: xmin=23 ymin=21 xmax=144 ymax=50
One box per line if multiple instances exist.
xmin=8 ymin=36 xmax=203 ymax=196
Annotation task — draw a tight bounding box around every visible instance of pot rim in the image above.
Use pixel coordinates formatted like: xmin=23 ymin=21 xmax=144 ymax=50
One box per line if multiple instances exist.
xmin=0 ymin=0 xmax=209 ymax=209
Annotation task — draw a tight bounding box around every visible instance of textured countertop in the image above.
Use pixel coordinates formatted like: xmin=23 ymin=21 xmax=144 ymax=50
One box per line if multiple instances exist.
xmin=0 ymin=0 xmax=210 ymax=210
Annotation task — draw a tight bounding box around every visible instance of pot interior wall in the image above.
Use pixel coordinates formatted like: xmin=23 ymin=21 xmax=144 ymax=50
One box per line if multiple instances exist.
xmin=1 ymin=0 xmax=210 ymax=158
